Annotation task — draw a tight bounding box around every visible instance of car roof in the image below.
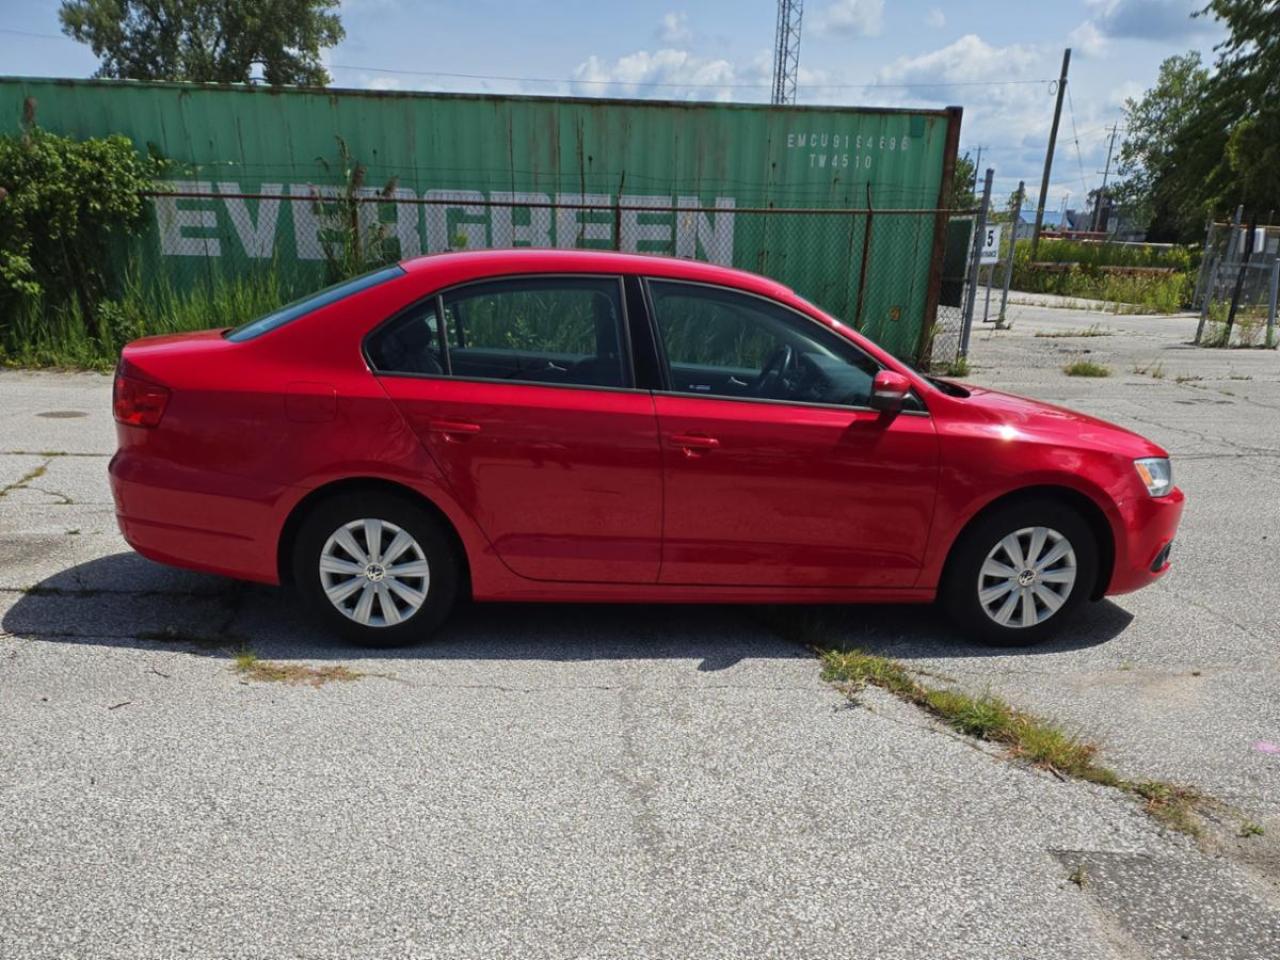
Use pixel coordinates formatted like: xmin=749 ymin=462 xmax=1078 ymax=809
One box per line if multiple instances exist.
xmin=399 ymin=248 xmax=795 ymax=300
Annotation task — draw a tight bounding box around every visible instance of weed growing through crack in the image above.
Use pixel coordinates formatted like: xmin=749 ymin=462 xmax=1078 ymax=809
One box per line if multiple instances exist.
xmin=1239 ymin=821 xmax=1265 ymax=838
xmin=1066 ymin=864 xmax=1089 ymax=888
xmin=1064 ymin=359 xmax=1111 ymax=378
xmin=1131 ymin=781 xmax=1203 ymax=836
xmin=1035 ymin=324 xmax=1112 ymax=339
xmin=0 ymin=463 xmax=48 ymax=498
xmin=1132 ymin=361 xmax=1166 ymax=379
xmin=768 ymin=610 xmax=1205 ymax=836
xmin=232 ymin=650 xmax=365 ymax=688
xmin=821 ymin=649 xmax=1117 ymax=785
xmin=933 ymin=356 xmax=970 ymax=378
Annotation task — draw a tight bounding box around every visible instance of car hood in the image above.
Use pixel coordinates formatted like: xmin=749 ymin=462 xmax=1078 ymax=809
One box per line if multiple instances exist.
xmin=956 ymin=384 xmax=1168 ymax=458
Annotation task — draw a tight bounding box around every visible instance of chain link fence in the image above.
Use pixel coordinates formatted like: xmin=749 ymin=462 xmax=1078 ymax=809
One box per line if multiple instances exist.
xmin=136 ymin=186 xmax=978 ymax=365
xmin=1194 ymin=219 xmax=1280 ymax=348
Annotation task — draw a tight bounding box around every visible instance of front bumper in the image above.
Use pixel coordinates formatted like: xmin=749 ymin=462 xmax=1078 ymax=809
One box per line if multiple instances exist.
xmin=1106 ymin=486 xmax=1185 ymax=595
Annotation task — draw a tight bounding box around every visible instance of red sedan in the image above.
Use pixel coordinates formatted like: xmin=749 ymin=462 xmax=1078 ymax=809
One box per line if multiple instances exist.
xmin=109 ymin=250 xmax=1183 ymax=647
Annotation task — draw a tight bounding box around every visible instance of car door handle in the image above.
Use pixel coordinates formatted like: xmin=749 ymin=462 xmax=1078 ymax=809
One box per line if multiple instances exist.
xmin=669 ymin=433 xmax=720 ymax=455
xmin=428 ymin=419 xmax=482 ymax=441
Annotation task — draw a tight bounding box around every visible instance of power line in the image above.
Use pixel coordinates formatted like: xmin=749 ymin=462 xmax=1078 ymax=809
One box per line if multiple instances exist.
xmin=1065 ymin=82 xmax=1092 ymax=204
xmin=0 ymin=28 xmax=68 ymax=41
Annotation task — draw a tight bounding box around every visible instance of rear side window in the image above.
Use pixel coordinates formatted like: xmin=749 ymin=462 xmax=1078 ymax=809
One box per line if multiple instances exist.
xmin=437 ymin=277 xmax=629 ymax=388
xmin=366 ymin=300 xmax=445 ymax=375
xmin=226 ymin=265 xmax=404 ymax=342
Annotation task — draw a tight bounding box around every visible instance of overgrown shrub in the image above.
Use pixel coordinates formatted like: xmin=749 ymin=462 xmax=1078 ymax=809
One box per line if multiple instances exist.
xmin=1009 ymin=239 xmax=1195 ymax=311
xmin=0 ymin=121 xmax=160 ymax=350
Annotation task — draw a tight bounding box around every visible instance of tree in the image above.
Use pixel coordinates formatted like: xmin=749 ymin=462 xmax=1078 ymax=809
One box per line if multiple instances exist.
xmin=949 ymin=152 xmax=977 ymax=209
xmin=1114 ymin=52 xmax=1210 ymax=241
xmin=1196 ymin=0 xmax=1280 ymax=217
xmin=59 ymin=0 xmax=344 ymax=86
xmin=1115 ymin=3 xmax=1280 ymax=240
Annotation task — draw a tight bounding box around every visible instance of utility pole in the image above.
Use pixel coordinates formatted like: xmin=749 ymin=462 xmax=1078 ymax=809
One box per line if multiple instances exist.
xmin=1091 ymin=124 xmax=1119 ymax=234
xmin=771 ymin=0 xmax=804 ymax=106
xmin=1032 ymin=48 xmax=1071 ymax=258
xmin=972 ymin=145 xmax=984 ymax=193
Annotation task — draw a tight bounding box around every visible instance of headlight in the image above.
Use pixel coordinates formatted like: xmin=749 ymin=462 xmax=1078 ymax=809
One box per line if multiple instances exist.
xmin=1134 ymin=457 xmax=1173 ymax=497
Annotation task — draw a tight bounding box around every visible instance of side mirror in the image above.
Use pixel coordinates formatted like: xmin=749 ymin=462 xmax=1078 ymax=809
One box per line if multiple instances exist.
xmin=870 ymin=370 xmax=911 ymax=412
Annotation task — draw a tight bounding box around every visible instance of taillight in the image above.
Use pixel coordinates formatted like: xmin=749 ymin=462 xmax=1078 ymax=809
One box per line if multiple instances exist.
xmin=113 ymin=372 xmax=170 ymax=427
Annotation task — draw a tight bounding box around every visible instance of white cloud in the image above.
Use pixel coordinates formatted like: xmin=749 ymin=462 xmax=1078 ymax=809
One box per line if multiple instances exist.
xmin=570 ymin=48 xmax=752 ymax=101
xmin=1080 ymin=0 xmax=1212 ymax=41
xmin=865 ymin=33 xmax=1109 ymax=207
xmin=1107 ymin=80 xmax=1145 ymax=108
xmin=658 ymin=11 xmax=693 ymax=44
xmin=1067 ymin=20 xmax=1108 ymax=57
xmin=925 ymin=7 xmax=945 ymax=29
xmin=816 ymin=0 xmax=885 ymax=37
xmin=876 ymin=34 xmax=1038 ymax=94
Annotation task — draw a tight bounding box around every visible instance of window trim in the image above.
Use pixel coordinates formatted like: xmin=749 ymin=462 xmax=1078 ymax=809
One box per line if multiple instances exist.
xmin=641 ymin=277 xmax=929 ymax=416
xmin=229 ymin=264 xmax=405 ymax=342
xmin=362 ymin=272 xmax=641 ymax=394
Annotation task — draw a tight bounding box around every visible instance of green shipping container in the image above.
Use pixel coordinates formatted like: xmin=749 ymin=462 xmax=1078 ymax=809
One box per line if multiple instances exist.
xmin=0 ymin=77 xmax=961 ymax=358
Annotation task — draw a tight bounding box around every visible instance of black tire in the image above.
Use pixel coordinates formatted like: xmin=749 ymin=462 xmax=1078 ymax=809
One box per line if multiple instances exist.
xmin=941 ymin=497 xmax=1098 ymax=647
xmin=292 ymin=491 xmax=460 ymax=648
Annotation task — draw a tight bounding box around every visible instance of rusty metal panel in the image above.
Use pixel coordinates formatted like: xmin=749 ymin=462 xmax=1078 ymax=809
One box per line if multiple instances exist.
xmin=0 ymin=76 xmax=960 ymax=357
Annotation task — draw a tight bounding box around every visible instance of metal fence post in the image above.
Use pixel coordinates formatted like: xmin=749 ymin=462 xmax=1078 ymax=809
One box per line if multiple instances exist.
xmin=1193 ymin=217 xmax=1215 ymax=308
xmin=1224 ymin=216 xmax=1257 ymax=341
xmin=960 ymin=168 xmax=994 ymax=358
xmin=998 ymin=181 xmax=1024 ymax=325
xmin=1267 ymin=256 xmax=1279 ymax=349
xmin=982 ymin=263 xmax=993 ymax=323
xmin=1197 ymin=204 xmax=1243 ymax=344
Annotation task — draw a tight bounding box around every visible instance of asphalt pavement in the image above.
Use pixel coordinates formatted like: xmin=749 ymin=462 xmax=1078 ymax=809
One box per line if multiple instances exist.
xmin=2 ymin=304 xmax=1279 ymax=959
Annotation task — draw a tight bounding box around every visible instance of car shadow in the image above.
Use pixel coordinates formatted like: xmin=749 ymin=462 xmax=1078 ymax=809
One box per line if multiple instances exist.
xmin=3 ymin=553 xmax=1133 ymax=670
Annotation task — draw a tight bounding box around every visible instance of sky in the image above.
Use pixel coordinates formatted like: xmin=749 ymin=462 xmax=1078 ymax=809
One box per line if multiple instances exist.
xmin=0 ymin=0 xmax=1228 ymax=211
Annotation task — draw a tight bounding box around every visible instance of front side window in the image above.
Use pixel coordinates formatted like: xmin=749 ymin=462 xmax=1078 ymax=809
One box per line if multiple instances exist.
xmin=227 ymin=265 xmax=404 ymax=342
xmin=647 ymin=280 xmax=881 ymax=408
xmin=440 ymin=277 xmax=628 ymax=388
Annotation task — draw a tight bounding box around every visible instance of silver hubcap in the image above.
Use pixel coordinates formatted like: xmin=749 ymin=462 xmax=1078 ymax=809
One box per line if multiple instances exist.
xmin=319 ymin=518 xmax=429 ymax=628
xmin=977 ymin=526 xmax=1076 ymax=629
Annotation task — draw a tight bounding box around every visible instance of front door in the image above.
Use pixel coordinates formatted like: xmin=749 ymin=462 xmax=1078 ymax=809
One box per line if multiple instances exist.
xmin=371 ymin=275 xmax=663 ymax=583
xmin=646 ymin=279 xmax=939 ymax=588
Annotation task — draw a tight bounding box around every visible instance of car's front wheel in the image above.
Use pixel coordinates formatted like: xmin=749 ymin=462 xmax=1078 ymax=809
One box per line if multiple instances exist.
xmin=293 ymin=491 xmax=459 ymax=647
xmin=941 ymin=498 xmax=1098 ymax=646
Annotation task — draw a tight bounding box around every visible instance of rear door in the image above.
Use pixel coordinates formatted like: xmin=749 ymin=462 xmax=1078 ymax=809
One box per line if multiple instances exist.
xmin=370 ymin=275 xmax=663 ymax=583
xmin=645 ymin=279 xmax=940 ymax=588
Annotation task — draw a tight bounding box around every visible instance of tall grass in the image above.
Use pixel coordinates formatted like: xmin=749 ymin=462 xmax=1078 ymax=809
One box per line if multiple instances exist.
xmin=1029 ymin=238 xmax=1193 ymax=271
xmin=1009 ymin=239 xmax=1195 ymax=312
xmin=1 ymin=268 xmax=291 ymax=370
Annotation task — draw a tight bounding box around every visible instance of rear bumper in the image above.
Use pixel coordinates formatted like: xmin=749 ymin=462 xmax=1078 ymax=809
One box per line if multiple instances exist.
xmin=1106 ymin=487 xmax=1185 ymax=595
xmin=109 ymin=450 xmax=287 ymax=584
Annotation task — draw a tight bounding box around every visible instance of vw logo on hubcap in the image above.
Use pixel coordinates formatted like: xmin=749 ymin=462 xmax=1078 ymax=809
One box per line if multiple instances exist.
xmin=364 ymin=563 xmax=386 ymax=582
xmin=1017 ymin=569 xmax=1036 ymax=586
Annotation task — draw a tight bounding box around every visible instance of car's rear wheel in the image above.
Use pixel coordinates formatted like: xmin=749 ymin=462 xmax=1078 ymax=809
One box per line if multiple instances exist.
xmin=292 ymin=492 xmax=459 ymax=647
xmin=941 ymin=498 xmax=1097 ymax=646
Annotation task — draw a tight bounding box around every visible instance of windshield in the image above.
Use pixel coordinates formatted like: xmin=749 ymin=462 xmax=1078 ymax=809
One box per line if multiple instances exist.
xmin=225 ymin=265 xmax=405 ymax=342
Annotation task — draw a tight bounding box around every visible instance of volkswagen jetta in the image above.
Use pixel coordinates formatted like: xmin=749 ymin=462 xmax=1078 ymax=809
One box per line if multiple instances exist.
xmin=109 ymin=250 xmax=1184 ymax=647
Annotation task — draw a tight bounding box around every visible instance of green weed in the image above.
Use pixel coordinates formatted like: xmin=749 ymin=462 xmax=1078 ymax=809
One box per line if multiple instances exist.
xmin=1064 ymin=360 xmax=1111 ymax=377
